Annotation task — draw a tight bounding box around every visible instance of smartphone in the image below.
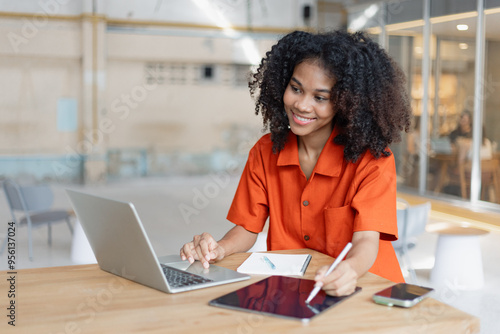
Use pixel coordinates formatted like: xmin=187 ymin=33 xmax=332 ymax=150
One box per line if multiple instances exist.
xmin=372 ymin=283 xmax=434 ymax=308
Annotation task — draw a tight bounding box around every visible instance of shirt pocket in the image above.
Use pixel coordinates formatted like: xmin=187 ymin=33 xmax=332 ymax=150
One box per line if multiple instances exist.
xmin=323 ymin=205 xmax=355 ymax=257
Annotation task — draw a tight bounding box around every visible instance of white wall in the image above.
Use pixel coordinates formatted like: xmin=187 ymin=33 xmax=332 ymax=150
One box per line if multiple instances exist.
xmin=103 ymin=57 xmax=260 ymax=153
xmin=0 ymin=19 xmax=82 ymax=154
xmin=0 ymin=0 xmax=349 ymax=181
xmin=0 ymin=9 xmax=282 ymax=181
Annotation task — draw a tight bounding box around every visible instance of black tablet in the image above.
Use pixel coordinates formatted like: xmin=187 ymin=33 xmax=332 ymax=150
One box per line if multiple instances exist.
xmin=209 ymin=275 xmax=361 ymax=322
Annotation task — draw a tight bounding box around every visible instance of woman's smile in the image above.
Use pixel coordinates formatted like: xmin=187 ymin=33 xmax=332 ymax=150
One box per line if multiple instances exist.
xmin=292 ymin=112 xmax=316 ymax=125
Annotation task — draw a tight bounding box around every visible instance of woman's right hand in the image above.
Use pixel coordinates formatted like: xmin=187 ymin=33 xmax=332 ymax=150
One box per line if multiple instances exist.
xmin=180 ymin=232 xmax=226 ymax=269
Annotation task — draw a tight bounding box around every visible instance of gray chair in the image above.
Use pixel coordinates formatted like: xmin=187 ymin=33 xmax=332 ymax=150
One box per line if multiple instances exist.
xmin=393 ymin=199 xmax=431 ymax=283
xmin=1 ymin=179 xmax=74 ymax=260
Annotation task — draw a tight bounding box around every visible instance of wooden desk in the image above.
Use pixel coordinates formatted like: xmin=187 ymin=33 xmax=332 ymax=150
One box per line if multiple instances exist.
xmin=0 ymin=249 xmax=479 ymax=333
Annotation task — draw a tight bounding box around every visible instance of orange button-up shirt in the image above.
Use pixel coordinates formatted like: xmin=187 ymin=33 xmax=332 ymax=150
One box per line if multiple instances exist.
xmin=227 ymin=126 xmax=404 ymax=283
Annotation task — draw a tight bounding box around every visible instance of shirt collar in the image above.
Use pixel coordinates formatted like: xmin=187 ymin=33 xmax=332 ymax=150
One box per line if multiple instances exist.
xmin=277 ymin=126 xmax=344 ymax=177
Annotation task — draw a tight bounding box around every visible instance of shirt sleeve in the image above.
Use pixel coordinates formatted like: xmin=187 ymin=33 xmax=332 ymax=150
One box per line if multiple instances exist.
xmin=226 ymin=141 xmax=269 ymax=233
xmin=350 ymin=153 xmax=398 ymax=241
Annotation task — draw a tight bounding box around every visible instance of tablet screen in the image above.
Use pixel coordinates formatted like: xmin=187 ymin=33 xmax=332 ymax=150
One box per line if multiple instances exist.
xmin=209 ymin=275 xmax=361 ymax=322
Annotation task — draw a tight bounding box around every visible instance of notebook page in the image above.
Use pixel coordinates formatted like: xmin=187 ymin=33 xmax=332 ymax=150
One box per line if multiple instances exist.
xmin=236 ymin=253 xmax=312 ymax=276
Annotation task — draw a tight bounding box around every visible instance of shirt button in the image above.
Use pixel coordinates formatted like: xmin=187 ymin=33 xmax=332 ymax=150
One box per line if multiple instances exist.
xmin=303 ymin=200 xmax=309 ymax=206
xmin=304 ymin=235 xmax=310 ymax=241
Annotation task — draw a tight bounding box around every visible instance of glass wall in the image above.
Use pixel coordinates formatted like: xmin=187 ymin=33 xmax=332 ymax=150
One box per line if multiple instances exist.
xmin=386 ymin=0 xmax=424 ymax=189
xmin=347 ymin=0 xmax=500 ymax=207
xmin=428 ymin=1 xmax=478 ymax=201
xmin=483 ymin=0 xmax=500 ymax=204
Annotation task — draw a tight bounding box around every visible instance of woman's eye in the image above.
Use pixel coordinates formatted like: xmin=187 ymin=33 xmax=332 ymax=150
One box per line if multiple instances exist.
xmin=315 ymin=96 xmax=327 ymax=102
xmin=290 ymin=85 xmax=300 ymax=93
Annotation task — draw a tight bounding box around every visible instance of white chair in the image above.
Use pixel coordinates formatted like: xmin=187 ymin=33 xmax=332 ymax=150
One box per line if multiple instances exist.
xmin=0 ymin=179 xmax=74 ymax=260
xmin=393 ymin=199 xmax=431 ymax=283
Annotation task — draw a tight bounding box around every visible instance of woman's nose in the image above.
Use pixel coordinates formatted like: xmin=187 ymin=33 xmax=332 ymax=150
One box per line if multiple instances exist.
xmin=295 ymin=96 xmax=313 ymax=113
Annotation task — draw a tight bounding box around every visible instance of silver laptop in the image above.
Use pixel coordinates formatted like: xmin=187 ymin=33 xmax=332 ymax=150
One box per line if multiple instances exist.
xmin=66 ymin=189 xmax=250 ymax=293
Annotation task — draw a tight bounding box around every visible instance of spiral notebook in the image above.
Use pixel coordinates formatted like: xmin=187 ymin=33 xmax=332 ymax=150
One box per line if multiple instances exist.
xmin=237 ymin=253 xmax=312 ymax=276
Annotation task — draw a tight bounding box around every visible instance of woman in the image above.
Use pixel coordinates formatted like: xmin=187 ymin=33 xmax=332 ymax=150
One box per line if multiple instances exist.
xmin=449 ymin=110 xmax=472 ymax=145
xmin=181 ymin=30 xmax=412 ymax=296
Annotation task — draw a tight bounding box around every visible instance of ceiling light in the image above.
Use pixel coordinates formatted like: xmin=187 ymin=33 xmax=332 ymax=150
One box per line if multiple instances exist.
xmin=459 ymin=43 xmax=469 ymax=50
xmin=456 ymin=24 xmax=469 ymax=31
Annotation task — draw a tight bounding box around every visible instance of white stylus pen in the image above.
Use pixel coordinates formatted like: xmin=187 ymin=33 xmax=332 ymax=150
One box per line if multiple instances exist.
xmin=305 ymin=242 xmax=353 ymax=304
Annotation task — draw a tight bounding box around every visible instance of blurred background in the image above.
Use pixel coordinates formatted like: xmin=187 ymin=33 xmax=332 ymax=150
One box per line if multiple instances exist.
xmin=1 ymin=0 xmax=499 ymax=208
xmin=0 ymin=0 xmax=497 ymax=203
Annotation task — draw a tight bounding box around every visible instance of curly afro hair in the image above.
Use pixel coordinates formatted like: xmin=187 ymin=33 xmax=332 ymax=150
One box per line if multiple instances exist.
xmin=249 ymin=30 xmax=412 ymax=162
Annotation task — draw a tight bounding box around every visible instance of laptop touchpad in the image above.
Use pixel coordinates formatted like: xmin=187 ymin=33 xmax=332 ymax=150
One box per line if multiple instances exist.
xmin=158 ymin=254 xmax=191 ymax=271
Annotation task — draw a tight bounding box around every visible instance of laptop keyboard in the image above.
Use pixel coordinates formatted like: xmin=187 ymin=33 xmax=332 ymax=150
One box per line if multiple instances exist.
xmin=161 ymin=264 xmax=214 ymax=288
